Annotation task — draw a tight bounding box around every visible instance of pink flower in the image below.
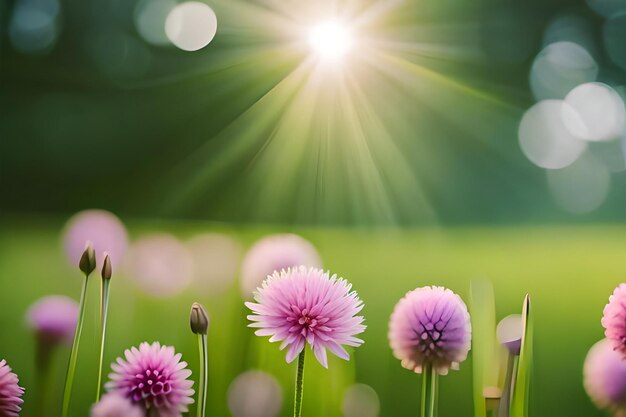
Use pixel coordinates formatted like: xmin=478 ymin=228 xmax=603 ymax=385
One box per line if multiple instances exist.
xmin=584 ymin=339 xmax=626 ymax=414
xmin=388 ymin=286 xmax=471 ymax=375
xmin=602 ymin=284 xmax=626 ymax=355
xmin=105 ymin=342 xmax=194 ymax=416
xmin=26 ymin=295 xmax=78 ymax=346
xmin=91 ymin=393 xmax=145 ymax=417
xmin=0 ymin=359 xmax=24 ymax=417
xmin=240 ymin=234 xmax=322 ymax=299
xmin=245 ymin=267 xmax=365 ymax=368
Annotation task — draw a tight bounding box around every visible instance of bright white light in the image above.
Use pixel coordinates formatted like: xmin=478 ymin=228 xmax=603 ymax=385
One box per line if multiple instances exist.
xmin=165 ymin=1 xmax=217 ymax=52
xmin=308 ymin=20 xmax=353 ymax=60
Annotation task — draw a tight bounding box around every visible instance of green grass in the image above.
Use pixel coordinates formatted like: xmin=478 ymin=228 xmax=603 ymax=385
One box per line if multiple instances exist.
xmin=0 ymin=216 xmax=618 ymax=417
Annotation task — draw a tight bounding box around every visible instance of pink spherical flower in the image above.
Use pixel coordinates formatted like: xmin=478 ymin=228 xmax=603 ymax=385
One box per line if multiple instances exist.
xmin=105 ymin=342 xmax=194 ymax=416
xmin=0 ymin=359 xmax=25 ymax=417
xmin=240 ymin=234 xmax=322 ymax=299
xmin=389 ymin=286 xmax=471 ymax=375
xmin=246 ymin=266 xmax=366 ymax=368
xmin=26 ymin=295 xmax=78 ymax=345
xmin=584 ymin=339 xmax=626 ymax=415
xmin=602 ymin=284 xmax=626 ymax=355
xmin=63 ymin=209 xmax=129 ymax=269
xmin=91 ymin=393 xmax=144 ymax=417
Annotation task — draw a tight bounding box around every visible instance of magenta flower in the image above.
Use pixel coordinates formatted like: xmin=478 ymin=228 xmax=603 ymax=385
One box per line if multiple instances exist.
xmin=584 ymin=339 xmax=626 ymax=414
xmin=240 ymin=234 xmax=322 ymax=299
xmin=105 ymin=342 xmax=194 ymax=416
xmin=26 ymin=295 xmax=78 ymax=346
xmin=602 ymin=284 xmax=626 ymax=355
xmin=0 ymin=359 xmax=24 ymax=417
xmin=91 ymin=393 xmax=144 ymax=417
xmin=246 ymin=266 xmax=365 ymax=368
xmin=63 ymin=209 xmax=129 ymax=269
xmin=388 ymin=286 xmax=471 ymax=375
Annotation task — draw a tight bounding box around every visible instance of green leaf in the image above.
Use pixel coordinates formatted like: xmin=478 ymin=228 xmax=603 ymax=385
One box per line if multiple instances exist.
xmin=470 ymin=280 xmax=498 ymax=417
xmin=511 ymin=294 xmax=533 ymax=417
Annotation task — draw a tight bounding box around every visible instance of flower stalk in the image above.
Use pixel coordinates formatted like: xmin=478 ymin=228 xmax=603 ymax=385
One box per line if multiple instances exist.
xmin=96 ymin=254 xmax=112 ymax=402
xmin=421 ymin=364 xmax=438 ymax=417
xmin=62 ymin=243 xmax=95 ymax=417
xmin=190 ymin=302 xmax=209 ymax=417
xmin=293 ymin=349 xmax=306 ymax=417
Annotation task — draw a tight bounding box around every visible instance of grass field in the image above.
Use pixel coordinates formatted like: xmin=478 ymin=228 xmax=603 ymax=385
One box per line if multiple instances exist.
xmin=0 ymin=216 xmax=620 ymax=417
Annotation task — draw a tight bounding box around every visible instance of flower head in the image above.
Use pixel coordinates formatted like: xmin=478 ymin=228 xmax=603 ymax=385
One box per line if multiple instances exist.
xmin=602 ymin=284 xmax=626 ymax=355
xmin=246 ymin=267 xmax=365 ymax=368
xmin=0 ymin=359 xmax=25 ymax=417
xmin=26 ymin=295 xmax=78 ymax=346
xmin=105 ymin=342 xmax=194 ymax=416
xmin=240 ymin=234 xmax=321 ymax=299
xmin=584 ymin=339 xmax=626 ymax=414
xmin=91 ymin=393 xmax=144 ymax=417
xmin=388 ymin=286 xmax=471 ymax=375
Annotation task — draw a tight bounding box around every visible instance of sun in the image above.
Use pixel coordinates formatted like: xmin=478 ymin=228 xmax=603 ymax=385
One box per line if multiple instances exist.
xmin=307 ymin=20 xmax=353 ymax=61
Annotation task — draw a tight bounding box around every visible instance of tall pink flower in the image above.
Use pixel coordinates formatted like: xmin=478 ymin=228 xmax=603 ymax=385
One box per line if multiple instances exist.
xmin=602 ymin=284 xmax=626 ymax=355
xmin=0 ymin=359 xmax=24 ymax=417
xmin=246 ymin=266 xmax=365 ymax=368
xmin=26 ymin=295 xmax=78 ymax=346
xmin=105 ymin=342 xmax=194 ymax=416
xmin=389 ymin=286 xmax=471 ymax=375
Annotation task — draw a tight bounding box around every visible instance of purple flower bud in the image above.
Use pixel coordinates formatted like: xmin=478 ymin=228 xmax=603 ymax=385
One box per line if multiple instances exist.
xmin=190 ymin=302 xmax=209 ymax=335
xmin=91 ymin=393 xmax=144 ymax=417
xmin=388 ymin=286 xmax=472 ymax=375
xmin=584 ymin=339 xmax=626 ymax=414
xmin=497 ymin=314 xmax=523 ymax=356
xmin=79 ymin=242 xmax=97 ymax=276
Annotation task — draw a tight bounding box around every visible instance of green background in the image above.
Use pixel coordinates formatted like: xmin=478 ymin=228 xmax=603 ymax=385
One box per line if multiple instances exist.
xmin=0 ymin=216 xmax=618 ymax=416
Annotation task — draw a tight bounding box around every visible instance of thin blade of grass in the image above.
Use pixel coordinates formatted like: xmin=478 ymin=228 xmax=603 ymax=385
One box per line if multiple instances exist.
xmin=510 ymin=295 xmax=532 ymax=417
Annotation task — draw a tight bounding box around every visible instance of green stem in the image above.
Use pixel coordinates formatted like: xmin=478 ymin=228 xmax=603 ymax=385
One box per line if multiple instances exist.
xmin=293 ymin=349 xmax=306 ymax=417
xmin=34 ymin=342 xmax=55 ymax=417
xmin=421 ymin=364 xmax=438 ymax=417
xmin=96 ymin=279 xmax=111 ymax=402
xmin=62 ymin=274 xmax=89 ymax=417
xmin=196 ymin=334 xmax=208 ymax=417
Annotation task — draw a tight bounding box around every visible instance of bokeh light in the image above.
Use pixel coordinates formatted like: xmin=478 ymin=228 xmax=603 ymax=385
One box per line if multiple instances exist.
xmin=543 ymin=14 xmax=597 ymax=58
xmin=134 ymin=0 xmax=176 ymax=46
xmin=518 ymin=100 xmax=587 ymax=169
xmin=239 ymin=234 xmax=322 ymax=299
xmin=187 ymin=233 xmax=242 ymax=295
xmin=546 ymin=152 xmax=611 ymax=214
xmin=124 ymin=233 xmax=193 ymax=297
xmin=63 ymin=209 xmax=129 ymax=269
xmin=165 ymin=1 xmax=218 ymax=52
xmin=562 ymin=82 xmax=626 ymax=142
xmin=227 ymin=371 xmax=283 ymax=417
xmin=342 ymin=383 xmax=380 ymax=417
xmin=9 ymin=0 xmax=60 ymax=55
xmin=530 ymin=42 xmax=598 ymax=101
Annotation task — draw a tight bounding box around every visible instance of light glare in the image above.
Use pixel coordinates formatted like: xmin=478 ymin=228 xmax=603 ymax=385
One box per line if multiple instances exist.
xmin=308 ymin=20 xmax=353 ymax=60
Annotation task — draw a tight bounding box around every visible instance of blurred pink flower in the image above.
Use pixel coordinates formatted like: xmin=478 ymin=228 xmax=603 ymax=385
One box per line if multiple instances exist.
xmin=240 ymin=234 xmax=321 ymax=299
xmin=26 ymin=295 xmax=78 ymax=345
xmin=602 ymin=284 xmax=626 ymax=355
xmin=63 ymin=209 xmax=129 ymax=269
xmin=91 ymin=393 xmax=144 ymax=417
xmin=0 ymin=359 xmax=24 ymax=417
xmin=246 ymin=266 xmax=365 ymax=368
xmin=388 ymin=286 xmax=471 ymax=375
xmin=105 ymin=342 xmax=194 ymax=416
xmin=584 ymin=339 xmax=626 ymax=414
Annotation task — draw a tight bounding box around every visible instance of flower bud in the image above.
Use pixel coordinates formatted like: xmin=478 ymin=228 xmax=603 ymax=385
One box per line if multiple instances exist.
xmin=79 ymin=242 xmax=96 ymax=276
xmin=190 ymin=302 xmax=209 ymax=335
xmin=102 ymin=253 xmax=112 ymax=280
